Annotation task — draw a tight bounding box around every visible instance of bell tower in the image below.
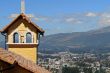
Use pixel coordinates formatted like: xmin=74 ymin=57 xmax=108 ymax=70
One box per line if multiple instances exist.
xmin=0 ymin=14 xmax=44 ymax=63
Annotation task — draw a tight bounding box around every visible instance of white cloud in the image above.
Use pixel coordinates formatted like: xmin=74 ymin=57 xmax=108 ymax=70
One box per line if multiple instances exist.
xmin=64 ymin=17 xmax=82 ymax=24
xmin=99 ymin=13 xmax=110 ymax=26
xmin=34 ymin=17 xmax=48 ymax=21
xmin=33 ymin=12 xmax=98 ymax=25
xmin=66 ymin=18 xmax=75 ymax=22
xmin=33 ymin=15 xmax=54 ymax=23
xmin=85 ymin=12 xmax=97 ymax=17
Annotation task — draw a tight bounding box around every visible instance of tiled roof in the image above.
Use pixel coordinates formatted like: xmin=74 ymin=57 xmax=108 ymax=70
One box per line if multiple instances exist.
xmin=0 ymin=48 xmax=51 ymax=73
xmin=0 ymin=13 xmax=44 ymax=35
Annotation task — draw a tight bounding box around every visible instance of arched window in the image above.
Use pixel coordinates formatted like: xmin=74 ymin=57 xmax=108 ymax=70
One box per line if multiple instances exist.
xmin=26 ymin=32 xmax=32 ymax=43
xmin=13 ymin=32 xmax=19 ymax=43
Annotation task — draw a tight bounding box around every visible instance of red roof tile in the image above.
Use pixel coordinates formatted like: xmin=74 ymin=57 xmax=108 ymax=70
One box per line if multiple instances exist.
xmin=0 ymin=48 xmax=51 ymax=73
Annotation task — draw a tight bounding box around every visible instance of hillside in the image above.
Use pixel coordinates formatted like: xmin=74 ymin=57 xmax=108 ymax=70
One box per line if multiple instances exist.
xmin=1 ymin=26 xmax=110 ymax=54
xmin=39 ymin=26 xmax=110 ymax=54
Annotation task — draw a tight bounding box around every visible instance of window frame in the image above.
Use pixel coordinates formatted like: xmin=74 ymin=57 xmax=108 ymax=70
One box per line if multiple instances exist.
xmin=26 ymin=32 xmax=32 ymax=43
xmin=13 ymin=32 xmax=19 ymax=43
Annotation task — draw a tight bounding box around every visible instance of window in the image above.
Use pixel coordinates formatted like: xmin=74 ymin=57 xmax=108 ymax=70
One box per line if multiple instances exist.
xmin=13 ymin=32 xmax=19 ymax=43
xmin=26 ymin=32 xmax=32 ymax=43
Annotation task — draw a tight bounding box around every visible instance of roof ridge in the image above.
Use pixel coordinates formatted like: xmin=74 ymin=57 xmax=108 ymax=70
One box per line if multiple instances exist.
xmin=0 ymin=13 xmax=44 ymax=35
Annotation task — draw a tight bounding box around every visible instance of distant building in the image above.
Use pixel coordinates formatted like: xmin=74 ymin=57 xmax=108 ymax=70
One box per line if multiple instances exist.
xmin=106 ymin=68 xmax=110 ymax=73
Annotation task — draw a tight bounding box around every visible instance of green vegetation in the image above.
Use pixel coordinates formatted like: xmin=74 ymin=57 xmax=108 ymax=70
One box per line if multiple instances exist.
xmin=62 ymin=66 xmax=80 ymax=73
xmin=62 ymin=66 xmax=106 ymax=73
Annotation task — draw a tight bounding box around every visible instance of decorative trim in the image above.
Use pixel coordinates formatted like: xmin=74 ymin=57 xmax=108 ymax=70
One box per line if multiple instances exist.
xmin=6 ymin=43 xmax=38 ymax=45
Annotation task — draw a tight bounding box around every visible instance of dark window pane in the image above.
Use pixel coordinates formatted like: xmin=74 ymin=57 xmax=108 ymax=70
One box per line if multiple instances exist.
xmin=13 ymin=33 xmax=19 ymax=43
xmin=26 ymin=32 xmax=32 ymax=43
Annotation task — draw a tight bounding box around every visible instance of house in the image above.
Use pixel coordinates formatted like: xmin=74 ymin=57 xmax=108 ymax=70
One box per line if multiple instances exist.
xmin=0 ymin=48 xmax=51 ymax=73
xmin=0 ymin=13 xmax=44 ymax=63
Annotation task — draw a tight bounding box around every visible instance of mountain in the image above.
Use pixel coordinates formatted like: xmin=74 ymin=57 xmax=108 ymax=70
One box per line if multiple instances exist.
xmin=39 ymin=26 xmax=110 ymax=54
xmin=0 ymin=26 xmax=110 ymax=54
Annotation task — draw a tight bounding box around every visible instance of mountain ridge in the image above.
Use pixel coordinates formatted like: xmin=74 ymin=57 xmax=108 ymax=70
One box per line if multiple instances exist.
xmin=39 ymin=26 xmax=110 ymax=54
xmin=0 ymin=26 xmax=110 ymax=53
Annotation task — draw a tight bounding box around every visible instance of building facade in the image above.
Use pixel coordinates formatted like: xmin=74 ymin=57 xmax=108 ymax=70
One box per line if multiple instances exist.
xmin=0 ymin=13 xmax=44 ymax=63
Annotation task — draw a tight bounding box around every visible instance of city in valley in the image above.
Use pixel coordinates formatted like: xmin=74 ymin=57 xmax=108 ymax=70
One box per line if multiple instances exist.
xmin=0 ymin=0 xmax=110 ymax=73
xmin=38 ymin=51 xmax=110 ymax=73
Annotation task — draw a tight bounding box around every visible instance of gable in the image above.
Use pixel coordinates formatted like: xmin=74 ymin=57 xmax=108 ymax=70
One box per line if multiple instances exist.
xmin=7 ymin=18 xmax=38 ymax=35
xmin=0 ymin=13 xmax=44 ymax=35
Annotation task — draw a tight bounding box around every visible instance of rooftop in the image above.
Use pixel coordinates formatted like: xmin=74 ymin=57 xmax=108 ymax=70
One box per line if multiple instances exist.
xmin=0 ymin=48 xmax=51 ymax=73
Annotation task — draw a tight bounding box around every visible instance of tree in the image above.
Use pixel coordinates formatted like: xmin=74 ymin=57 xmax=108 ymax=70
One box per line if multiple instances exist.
xmin=83 ymin=68 xmax=92 ymax=73
xmin=62 ymin=66 xmax=80 ymax=73
xmin=95 ymin=69 xmax=106 ymax=73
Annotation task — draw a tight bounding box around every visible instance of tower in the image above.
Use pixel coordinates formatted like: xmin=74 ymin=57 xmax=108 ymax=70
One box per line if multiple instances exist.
xmin=0 ymin=13 xmax=44 ymax=63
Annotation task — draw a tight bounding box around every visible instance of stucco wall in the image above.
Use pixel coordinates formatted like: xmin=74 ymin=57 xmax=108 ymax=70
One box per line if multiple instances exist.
xmin=7 ymin=19 xmax=38 ymax=43
xmin=7 ymin=18 xmax=38 ymax=63
xmin=9 ymin=47 xmax=37 ymax=63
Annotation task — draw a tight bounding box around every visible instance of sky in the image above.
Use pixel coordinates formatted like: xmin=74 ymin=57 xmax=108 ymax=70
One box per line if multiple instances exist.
xmin=0 ymin=0 xmax=110 ymax=35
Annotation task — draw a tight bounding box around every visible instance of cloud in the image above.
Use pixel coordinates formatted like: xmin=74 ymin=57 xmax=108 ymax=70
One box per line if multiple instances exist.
xmin=33 ymin=12 xmax=99 ymax=24
xmin=64 ymin=17 xmax=82 ymax=24
xmin=32 ymin=12 xmax=110 ymax=35
xmin=34 ymin=17 xmax=50 ymax=22
xmin=85 ymin=12 xmax=97 ymax=17
xmin=34 ymin=12 xmax=110 ymax=27
xmin=33 ymin=15 xmax=54 ymax=23
xmin=99 ymin=13 xmax=110 ymax=26
xmin=34 ymin=17 xmax=44 ymax=22
xmin=66 ymin=17 xmax=75 ymax=22
xmin=59 ymin=12 xmax=100 ymax=25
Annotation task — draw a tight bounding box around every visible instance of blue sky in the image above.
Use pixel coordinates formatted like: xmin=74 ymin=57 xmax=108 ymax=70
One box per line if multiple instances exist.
xmin=0 ymin=0 xmax=110 ymax=35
